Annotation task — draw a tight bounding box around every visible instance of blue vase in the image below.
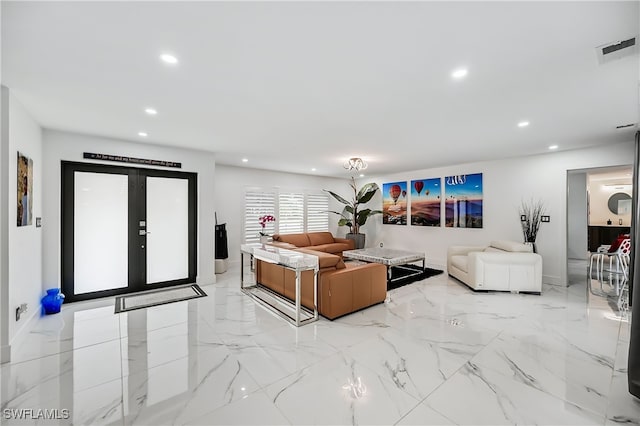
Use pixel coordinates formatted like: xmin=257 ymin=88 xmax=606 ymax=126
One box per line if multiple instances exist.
xmin=42 ymin=288 xmax=65 ymax=314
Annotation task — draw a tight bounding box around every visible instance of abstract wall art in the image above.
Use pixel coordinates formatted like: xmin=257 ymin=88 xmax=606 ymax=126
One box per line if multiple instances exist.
xmin=444 ymin=173 xmax=483 ymax=228
xmin=17 ymin=151 xmax=33 ymax=227
xmin=411 ymin=178 xmax=441 ymax=226
xmin=382 ymin=181 xmax=407 ymax=225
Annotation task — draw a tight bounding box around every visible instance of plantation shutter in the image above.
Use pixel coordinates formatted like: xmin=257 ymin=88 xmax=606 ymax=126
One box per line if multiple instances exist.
xmin=278 ymin=192 xmax=304 ymax=234
xmin=244 ymin=188 xmax=276 ymax=243
xmin=306 ymin=193 xmax=329 ymax=232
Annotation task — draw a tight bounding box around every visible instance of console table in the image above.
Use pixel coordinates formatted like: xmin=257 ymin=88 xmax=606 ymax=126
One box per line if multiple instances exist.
xmin=240 ymin=243 xmax=319 ymax=326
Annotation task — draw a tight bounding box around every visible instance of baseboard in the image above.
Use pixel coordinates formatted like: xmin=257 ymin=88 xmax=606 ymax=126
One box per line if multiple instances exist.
xmin=543 ymin=275 xmax=563 ymax=286
xmin=1 ymin=344 xmax=10 ymax=363
xmin=9 ymin=305 xmax=40 ymax=355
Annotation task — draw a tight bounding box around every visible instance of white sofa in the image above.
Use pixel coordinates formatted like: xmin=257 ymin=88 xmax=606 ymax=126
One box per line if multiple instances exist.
xmin=447 ymin=240 xmax=542 ymax=294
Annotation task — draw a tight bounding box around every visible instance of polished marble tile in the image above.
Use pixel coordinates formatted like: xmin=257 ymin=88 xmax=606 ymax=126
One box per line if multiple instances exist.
xmin=3 ymin=266 xmax=640 ymax=426
xmin=426 ymin=362 xmax=605 ymax=425
xmin=264 ymin=351 xmax=420 ymax=425
xmin=185 ymin=390 xmax=290 ymax=425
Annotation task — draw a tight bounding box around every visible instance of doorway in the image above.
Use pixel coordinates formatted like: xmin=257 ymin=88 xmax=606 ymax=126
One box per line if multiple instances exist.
xmin=566 ymin=165 xmax=632 ymax=287
xmin=61 ymin=162 xmax=197 ymax=302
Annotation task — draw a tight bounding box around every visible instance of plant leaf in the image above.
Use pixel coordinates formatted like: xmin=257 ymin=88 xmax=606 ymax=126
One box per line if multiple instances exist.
xmin=324 ymin=189 xmax=350 ymax=205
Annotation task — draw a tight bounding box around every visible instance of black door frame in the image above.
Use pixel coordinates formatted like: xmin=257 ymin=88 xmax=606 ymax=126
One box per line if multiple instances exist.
xmin=61 ymin=161 xmax=197 ymax=302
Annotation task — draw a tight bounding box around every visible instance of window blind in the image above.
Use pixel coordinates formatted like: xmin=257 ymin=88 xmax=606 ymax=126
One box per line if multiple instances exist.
xmin=306 ymin=193 xmax=329 ymax=232
xmin=279 ymin=192 xmax=305 ymax=234
xmin=244 ymin=189 xmax=276 ymax=243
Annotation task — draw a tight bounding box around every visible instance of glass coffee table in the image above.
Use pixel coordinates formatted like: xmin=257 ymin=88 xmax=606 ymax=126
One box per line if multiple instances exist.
xmin=342 ymin=247 xmax=425 ymax=283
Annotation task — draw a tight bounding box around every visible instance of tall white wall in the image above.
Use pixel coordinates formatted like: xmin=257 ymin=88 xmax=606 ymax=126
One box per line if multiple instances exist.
xmin=0 ymin=87 xmax=10 ymax=362
xmin=42 ymin=130 xmax=217 ymax=290
xmin=588 ymin=179 xmax=632 ymax=226
xmin=7 ymin=93 xmax=43 ymax=344
xmin=362 ymin=142 xmax=634 ymax=286
xmin=214 ymin=165 xmax=349 ymax=265
xmin=567 ymin=172 xmax=588 ymax=260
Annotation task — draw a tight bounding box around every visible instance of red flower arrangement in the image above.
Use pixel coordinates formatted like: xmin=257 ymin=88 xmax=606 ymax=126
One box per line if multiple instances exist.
xmin=258 ymin=214 xmax=276 ymax=236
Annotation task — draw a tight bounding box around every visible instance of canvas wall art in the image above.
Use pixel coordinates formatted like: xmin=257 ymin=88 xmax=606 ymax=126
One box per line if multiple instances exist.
xmin=17 ymin=151 xmax=33 ymax=227
xmin=382 ymin=181 xmax=407 ymax=225
xmin=445 ymin=173 xmax=483 ymax=228
xmin=411 ymin=178 xmax=441 ymax=226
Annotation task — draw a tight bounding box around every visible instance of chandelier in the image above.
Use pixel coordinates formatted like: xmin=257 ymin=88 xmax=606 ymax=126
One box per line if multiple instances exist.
xmin=343 ymin=157 xmax=368 ymax=172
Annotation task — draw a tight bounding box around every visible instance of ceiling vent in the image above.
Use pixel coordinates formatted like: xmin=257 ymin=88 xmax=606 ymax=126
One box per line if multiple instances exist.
xmin=616 ymin=123 xmax=637 ymax=130
xmin=597 ymin=37 xmax=638 ymax=64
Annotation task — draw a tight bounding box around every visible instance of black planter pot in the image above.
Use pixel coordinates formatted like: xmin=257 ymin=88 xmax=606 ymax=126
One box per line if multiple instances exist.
xmin=346 ymin=233 xmax=365 ymax=249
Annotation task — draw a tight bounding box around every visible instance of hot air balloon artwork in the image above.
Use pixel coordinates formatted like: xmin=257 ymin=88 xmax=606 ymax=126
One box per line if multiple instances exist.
xmin=444 ymin=173 xmax=483 ymax=228
xmin=382 ymin=181 xmax=407 ymax=225
xmin=411 ymin=178 xmax=441 ymax=226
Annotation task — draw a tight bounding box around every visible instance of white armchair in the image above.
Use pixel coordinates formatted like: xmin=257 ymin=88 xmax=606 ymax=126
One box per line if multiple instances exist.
xmin=447 ymin=240 xmax=542 ymax=294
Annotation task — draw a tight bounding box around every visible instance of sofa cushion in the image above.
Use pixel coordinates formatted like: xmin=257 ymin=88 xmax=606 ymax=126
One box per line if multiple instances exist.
xmin=309 ymin=243 xmax=351 ymax=254
xmin=308 ymin=232 xmax=335 ymax=246
xmin=450 ymin=255 xmax=468 ymax=273
xmin=490 ymin=240 xmax=532 ymax=253
xmin=295 ymin=248 xmax=346 ymax=269
xmin=484 ymin=246 xmax=503 ymax=253
xmin=274 ymin=233 xmax=311 ymax=247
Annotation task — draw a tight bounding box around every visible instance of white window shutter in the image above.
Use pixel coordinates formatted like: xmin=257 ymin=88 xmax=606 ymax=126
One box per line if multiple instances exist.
xmin=244 ymin=188 xmax=276 ymax=243
xmin=306 ymin=193 xmax=329 ymax=232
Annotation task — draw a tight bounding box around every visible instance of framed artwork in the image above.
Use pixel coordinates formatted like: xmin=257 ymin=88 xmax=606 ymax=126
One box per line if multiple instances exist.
xmin=411 ymin=178 xmax=441 ymax=226
xmin=382 ymin=181 xmax=407 ymax=225
xmin=445 ymin=173 xmax=483 ymax=228
xmin=17 ymin=151 xmax=33 ymax=227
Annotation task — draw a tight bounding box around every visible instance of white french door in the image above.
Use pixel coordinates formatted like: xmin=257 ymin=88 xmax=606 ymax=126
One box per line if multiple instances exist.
xmin=62 ymin=162 xmax=197 ymax=302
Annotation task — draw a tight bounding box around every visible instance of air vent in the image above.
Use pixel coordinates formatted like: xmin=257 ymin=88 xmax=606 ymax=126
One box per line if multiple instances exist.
xmin=603 ymin=38 xmax=636 ymax=55
xmin=616 ymin=123 xmax=637 ymax=130
xmin=597 ymin=36 xmax=638 ymax=64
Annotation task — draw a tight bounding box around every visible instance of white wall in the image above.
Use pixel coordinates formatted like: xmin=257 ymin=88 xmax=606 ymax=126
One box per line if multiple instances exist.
xmin=214 ymin=165 xmax=349 ymax=265
xmin=588 ymin=179 xmax=632 ymax=227
xmin=0 ymin=87 xmax=10 ymax=362
xmin=567 ymin=172 xmax=588 ymax=260
xmin=362 ymin=142 xmax=634 ymax=286
xmin=42 ymin=130 xmax=217 ymax=291
xmin=7 ymin=93 xmax=43 ymax=343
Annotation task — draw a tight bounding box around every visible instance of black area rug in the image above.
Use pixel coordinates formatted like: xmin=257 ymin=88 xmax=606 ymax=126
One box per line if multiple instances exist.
xmin=388 ymin=264 xmax=444 ymax=291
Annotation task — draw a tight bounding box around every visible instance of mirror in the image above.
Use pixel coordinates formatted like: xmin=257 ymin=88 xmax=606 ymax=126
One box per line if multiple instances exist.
xmin=608 ymin=192 xmax=632 ymax=215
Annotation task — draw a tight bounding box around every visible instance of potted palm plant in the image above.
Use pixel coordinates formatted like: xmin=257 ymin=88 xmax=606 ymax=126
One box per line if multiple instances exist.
xmin=325 ymin=177 xmax=382 ymax=249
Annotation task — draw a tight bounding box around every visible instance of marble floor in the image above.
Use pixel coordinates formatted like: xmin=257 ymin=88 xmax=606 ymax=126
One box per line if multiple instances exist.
xmin=2 ymin=262 xmax=640 ymax=425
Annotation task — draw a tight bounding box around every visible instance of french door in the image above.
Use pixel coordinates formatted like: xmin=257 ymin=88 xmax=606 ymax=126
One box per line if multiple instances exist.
xmin=61 ymin=162 xmax=197 ymax=302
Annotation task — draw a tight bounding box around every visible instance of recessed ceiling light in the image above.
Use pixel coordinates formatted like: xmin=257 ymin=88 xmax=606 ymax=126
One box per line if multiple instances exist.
xmin=359 ymin=174 xmax=365 ymax=178
xmin=451 ymin=68 xmax=468 ymax=79
xmin=138 ymin=132 xmax=148 ymax=137
xmin=311 ymin=168 xmax=317 ymax=171
xmin=145 ymin=108 xmax=157 ymax=115
xmin=242 ymin=158 xmax=248 ymax=163
xmin=548 ymin=145 xmax=558 ymax=150
xmin=160 ymin=54 xmax=178 ymax=65
xmin=518 ymin=121 xmax=530 ymax=128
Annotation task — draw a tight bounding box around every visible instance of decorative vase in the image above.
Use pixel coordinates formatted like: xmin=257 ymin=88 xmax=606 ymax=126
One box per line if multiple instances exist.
xmin=525 ymin=241 xmax=537 ymax=254
xmin=346 ymin=233 xmax=366 ymax=249
xmin=41 ymin=288 xmax=65 ymax=314
xmin=260 ymin=235 xmax=271 ymax=244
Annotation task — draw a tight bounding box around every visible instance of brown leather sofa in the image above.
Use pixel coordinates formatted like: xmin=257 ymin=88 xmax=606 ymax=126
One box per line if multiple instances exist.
xmin=271 ymin=232 xmax=354 ymax=256
xmin=255 ymin=249 xmax=386 ymax=320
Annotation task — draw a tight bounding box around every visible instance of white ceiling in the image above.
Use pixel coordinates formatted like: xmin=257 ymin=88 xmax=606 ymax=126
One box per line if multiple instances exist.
xmin=2 ymin=1 xmax=638 ymax=177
